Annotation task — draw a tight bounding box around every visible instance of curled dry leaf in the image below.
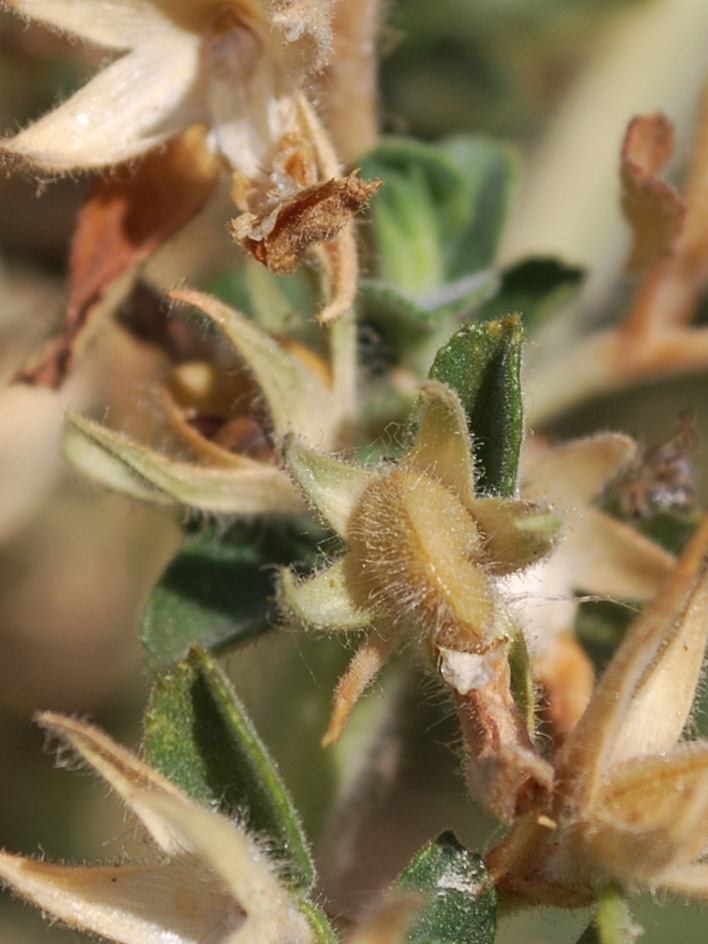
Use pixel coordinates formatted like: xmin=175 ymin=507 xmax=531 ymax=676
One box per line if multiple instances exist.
xmin=231 ymin=172 xmax=381 ymax=276
xmin=621 ymin=113 xmax=686 ymax=275
xmin=18 ymin=128 xmax=219 ymax=388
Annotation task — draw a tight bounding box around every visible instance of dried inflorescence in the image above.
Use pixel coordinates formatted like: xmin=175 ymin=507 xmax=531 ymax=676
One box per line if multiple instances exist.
xmin=489 ymin=515 xmax=708 ymax=906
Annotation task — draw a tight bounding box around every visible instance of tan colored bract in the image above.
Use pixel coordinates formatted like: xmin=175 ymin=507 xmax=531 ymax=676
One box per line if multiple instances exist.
xmin=280 ymin=380 xmax=561 ymax=746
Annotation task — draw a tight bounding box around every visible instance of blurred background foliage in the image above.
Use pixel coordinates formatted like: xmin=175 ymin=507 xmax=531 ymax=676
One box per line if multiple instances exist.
xmin=2 ymin=0 xmax=708 ymax=941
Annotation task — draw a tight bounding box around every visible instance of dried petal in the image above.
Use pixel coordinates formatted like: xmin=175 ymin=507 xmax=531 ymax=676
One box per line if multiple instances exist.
xmin=0 ymin=855 xmax=243 ymax=944
xmin=561 ymin=506 xmax=674 ymax=599
xmin=588 ymin=744 xmax=708 ymax=884
xmin=560 ymin=514 xmax=708 ymax=804
xmin=522 ymin=433 xmax=636 ymax=508
xmin=20 ymin=129 xmax=218 ymax=387
xmin=2 ymin=38 xmax=203 ymax=172
xmin=36 ymin=712 xmax=189 ymax=854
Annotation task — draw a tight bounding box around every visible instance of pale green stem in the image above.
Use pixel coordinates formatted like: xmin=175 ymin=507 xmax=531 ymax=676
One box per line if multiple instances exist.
xmin=329 ymin=307 xmax=358 ymax=436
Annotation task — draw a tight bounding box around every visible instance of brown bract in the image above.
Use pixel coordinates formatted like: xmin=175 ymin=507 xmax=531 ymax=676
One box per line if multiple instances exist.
xmin=231 ymin=172 xmax=382 ymax=276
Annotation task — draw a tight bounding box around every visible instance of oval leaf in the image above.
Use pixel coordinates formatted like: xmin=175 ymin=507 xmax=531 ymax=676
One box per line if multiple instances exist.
xmin=143 ymin=646 xmax=315 ymax=892
xmin=396 ymin=832 xmax=497 ymax=944
xmin=429 ymin=316 xmax=524 ymax=497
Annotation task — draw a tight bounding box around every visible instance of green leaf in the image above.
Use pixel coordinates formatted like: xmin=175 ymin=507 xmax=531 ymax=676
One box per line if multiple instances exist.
xmin=396 ymin=832 xmax=497 ymax=944
xmin=203 ymin=257 xmax=319 ymax=333
xmin=360 ymin=139 xmax=464 ymax=295
xmin=358 ymin=136 xmax=515 ymax=298
xmin=143 ymin=646 xmax=315 ymax=892
xmin=429 ymin=316 xmax=524 ymax=496
xmin=358 ymin=273 xmax=499 ymax=376
xmin=478 ymin=257 xmax=585 ymax=330
xmin=141 ymin=524 xmax=320 ymax=674
xmin=441 ymin=135 xmax=517 ymax=276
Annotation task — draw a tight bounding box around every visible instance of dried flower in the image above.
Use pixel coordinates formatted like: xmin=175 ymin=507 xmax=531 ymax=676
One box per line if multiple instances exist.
xmin=1 ymin=0 xmax=379 ymax=321
xmin=279 ymin=380 xmax=560 ymax=746
xmin=62 ymin=288 xmax=348 ymax=515
xmin=489 ymin=514 xmax=708 ymax=906
xmin=0 ymin=712 xmax=314 ymax=944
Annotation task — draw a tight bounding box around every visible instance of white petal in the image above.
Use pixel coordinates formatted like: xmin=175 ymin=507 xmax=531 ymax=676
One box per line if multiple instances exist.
xmin=36 ymin=713 xmax=187 ymax=854
xmin=279 ymin=559 xmax=372 ymax=631
xmin=5 ymin=0 xmax=175 ymax=49
xmin=0 ymin=855 xmax=242 ymax=944
xmin=63 ymin=414 xmax=304 ymax=515
xmin=284 ymin=438 xmax=374 ymax=537
xmin=563 ymin=507 xmax=674 ymax=599
xmin=523 ymin=433 xmax=635 ymax=508
xmin=171 ymin=290 xmax=342 ymax=447
xmin=134 ymin=792 xmax=313 ymax=944
xmin=3 ymin=36 xmax=203 ymax=172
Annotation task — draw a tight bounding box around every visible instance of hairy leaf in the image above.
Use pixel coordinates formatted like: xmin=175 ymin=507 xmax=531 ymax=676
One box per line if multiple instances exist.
xmin=143 ymin=647 xmax=315 ymax=891
xmin=141 ymin=525 xmax=320 ymax=673
xmin=479 ymin=257 xmax=584 ymax=330
xmin=397 ymin=832 xmax=497 ymax=944
xmin=429 ymin=316 xmax=524 ymax=496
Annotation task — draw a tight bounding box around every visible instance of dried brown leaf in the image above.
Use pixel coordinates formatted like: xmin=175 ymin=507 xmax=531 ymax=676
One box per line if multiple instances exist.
xmin=621 ymin=113 xmax=686 ymax=275
xmin=230 ymin=172 xmax=382 ymax=276
xmin=18 ymin=128 xmax=219 ymax=388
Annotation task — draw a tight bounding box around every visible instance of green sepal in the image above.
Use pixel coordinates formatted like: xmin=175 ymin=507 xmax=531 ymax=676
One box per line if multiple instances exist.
xmin=478 ymin=257 xmax=585 ymax=330
xmin=298 ymin=900 xmax=339 ymax=944
xmin=141 ymin=524 xmax=320 ymax=674
xmin=396 ymin=832 xmax=497 ymax=944
xmin=507 ymin=626 xmax=535 ymax=737
xmin=429 ymin=316 xmax=524 ymax=497
xmin=143 ymin=646 xmax=316 ymax=892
